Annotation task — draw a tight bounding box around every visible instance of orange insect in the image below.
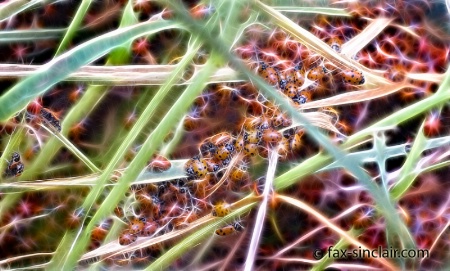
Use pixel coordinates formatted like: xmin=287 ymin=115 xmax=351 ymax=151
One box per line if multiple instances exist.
xmin=290 ymin=130 xmax=304 ymax=151
xmin=258 ymin=62 xmax=279 ymax=85
xmin=283 ymin=81 xmax=298 ymax=99
xmin=307 ymin=66 xmax=326 ymax=81
xmin=243 ymin=143 xmax=259 ymax=157
xmin=244 ymin=129 xmax=262 ymax=144
xmin=272 ymin=112 xmax=291 ymax=128
xmin=214 ymin=143 xmax=235 ymax=161
xmin=233 ymin=134 xmax=245 ymax=152
xmin=328 ymin=37 xmax=343 ymax=53
xmin=129 ymin=217 xmax=146 ymax=235
xmin=210 ymin=132 xmax=233 ymax=147
xmin=119 ymin=230 xmax=137 ymax=246
xmin=185 ymin=156 xmax=208 ymax=178
xmin=230 ymin=167 xmax=249 ymax=182
xmin=341 ymin=69 xmax=365 ymax=85
xmin=200 ymin=139 xmax=217 ymax=157
xmin=212 ymin=202 xmax=231 ymax=217
xmin=4 ymin=152 xmax=24 ymax=177
xmin=292 ymin=91 xmax=312 ymax=105
xmin=91 ymin=225 xmax=108 ymax=242
xmin=215 ymin=222 xmax=244 ymax=236
xmin=261 ymin=127 xmax=282 ymax=144
xmin=148 ymin=155 xmax=171 ymax=172
xmin=140 ymin=220 xmax=158 ymax=236
xmin=291 ymin=64 xmax=305 ymax=86
xmin=205 ymin=157 xmax=222 ymax=172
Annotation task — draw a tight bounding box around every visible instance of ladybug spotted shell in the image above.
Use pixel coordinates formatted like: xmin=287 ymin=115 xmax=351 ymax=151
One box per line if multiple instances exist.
xmin=341 ymin=69 xmax=365 ymax=85
xmin=307 ymin=66 xmax=326 ymax=81
xmin=258 ymin=62 xmax=279 ymax=85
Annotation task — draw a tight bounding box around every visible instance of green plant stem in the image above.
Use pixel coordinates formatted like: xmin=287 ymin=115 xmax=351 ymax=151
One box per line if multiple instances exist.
xmin=55 ymin=0 xmax=93 ymax=56
xmin=49 ymin=39 xmax=205 ymax=270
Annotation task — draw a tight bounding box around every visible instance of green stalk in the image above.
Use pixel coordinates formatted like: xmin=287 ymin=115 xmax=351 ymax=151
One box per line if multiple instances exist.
xmin=0 ymin=29 xmax=66 ymax=42
xmin=48 ymin=39 xmax=206 ymax=270
xmin=0 ymin=20 xmax=180 ymax=121
xmin=55 ymin=0 xmax=93 ymax=56
xmin=22 ymin=2 xmax=138 ymax=179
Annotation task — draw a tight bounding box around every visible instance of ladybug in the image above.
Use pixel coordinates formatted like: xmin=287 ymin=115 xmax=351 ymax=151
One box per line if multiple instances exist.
xmin=11 ymin=152 xmax=20 ymax=163
xmin=242 ymin=116 xmax=262 ymax=130
xmin=283 ymin=81 xmax=298 ymax=98
xmin=257 ymin=62 xmax=279 ymax=85
xmin=233 ymin=134 xmax=245 ymax=152
xmin=271 ymin=111 xmax=292 ymax=127
xmin=136 ymin=192 xmax=158 ymax=209
xmin=291 ymin=64 xmax=305 ymax=86
xmin=119 ymin=230 xmax=137 ymax=245
xmin=205 ymin=157 xmax=222 ymax=172
xmin=40 ymin=108 xmax=61 ymax=132
xmin=278 ymin=137 xmax=291 ymax=158
xmin=215 ymin=222 xmax=244 ymax=236
xmin=292 ymin=91 xmax=312 ymax=105
xmin=137 ymin=193 xmax=162 ymax=219
xmin=292 ymin=94 xmax=307 ymax=105
xmin=114 ymin=206 xmax=124 ymax=218
xmin=129 ymin=217 xmax=146 ymax=234
xmin=212 ymin=202 xmax=231 ymax=217
xmin=183 ymin=116 xmax=201 ymax=132
xmin=148 ymin=155 xmax=171 ymax=172
xmin=328 ymin=37 xmax=343 ymax=53
xmin=290 ymin=131 xmax=304 ymax=151
xmin=185 ymin=156 xmax=208 ymax=178
xmin=243 ymin=142 xmax=259 ymax=157
xmin=271 ymin=112 xmax=284 ymax=127
xmin=282 ymin=128 xmax=296 ymax=139
xmin=214 ymin=143 xmax=234 ymax=161
xmin=210 ymin=132 xmax=233 ymax=147
xmin=257 ymin=115 xmax=271 ymax=131
xmin=277 ymin=70 xmax=289 ymax=90
xmin=4 ymin=152 xmax=24 ymax=177
xmin=174 ymin=211 xmax=198 ymax=229
xmin=261 ymin=127 xmax=282 ymax=144
xmin=281 ymin=113 xmax=292 ymax=127
xmin=221 ymin=156 xmax=232 ymax=167
xmin=91 ymin=225 xmax=108 ymax=241
xmin=5 ymin=159 xmax=24 ymax=177
xmin=200 ymin=140 xmax=217 ymax=157
xmin=341 ymin=69 xmax=365 ymax=85
xmin=140 ymin=220 xmax=158 ymax=236
xmin=230 ymin=167 xmax=249 ymax=182
xmin=306 ymin=66 xmax=326 ymax=81
xmin=244 ymin=129 xmax=262 ymax=144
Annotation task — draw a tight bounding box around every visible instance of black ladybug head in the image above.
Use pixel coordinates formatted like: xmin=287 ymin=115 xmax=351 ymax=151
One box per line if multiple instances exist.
xmin=11 ymin=152 xmax=20 ymax=163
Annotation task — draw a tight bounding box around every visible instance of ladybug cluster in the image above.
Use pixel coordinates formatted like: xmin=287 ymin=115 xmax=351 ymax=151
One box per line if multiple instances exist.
xmin=3 ymin=152 xmax=24 ymax=177
xmin=107 ymin=34 xmax=357 ymax=261
xmin=116 ymin=178 xmax=203 ymax=247
xmin=256 ymin=40 xmax=365 ymax=107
